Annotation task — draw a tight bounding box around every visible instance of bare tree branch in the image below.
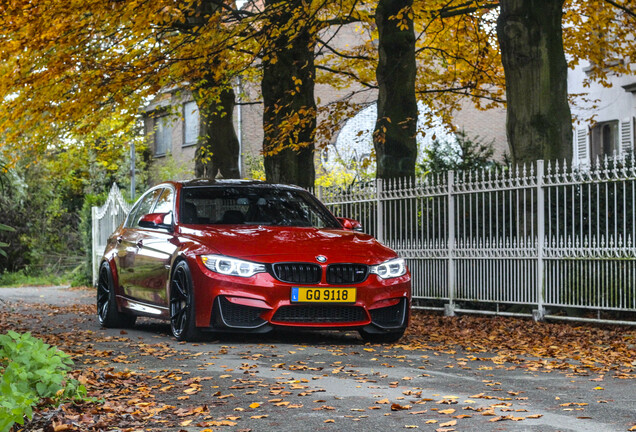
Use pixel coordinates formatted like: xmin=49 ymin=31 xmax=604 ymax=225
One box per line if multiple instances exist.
xmin=603 ymin=0 xmax=636 ymax=19
xmin=315 ymin=65 xmax=378 ymax=89
xmin=438 ymin=1 xmax=500 ymax=18
xmin=418 ymin=86 xmax=505 ymax=103
xmin=316 ymin=38 xmax=373 ymax=61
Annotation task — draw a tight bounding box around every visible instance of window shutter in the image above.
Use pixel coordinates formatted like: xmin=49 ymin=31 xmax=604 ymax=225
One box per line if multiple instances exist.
xmin=575 ymin=127 xmax=589 ymax=166
xmin=620 ymin=117 xmax=634 ymax=156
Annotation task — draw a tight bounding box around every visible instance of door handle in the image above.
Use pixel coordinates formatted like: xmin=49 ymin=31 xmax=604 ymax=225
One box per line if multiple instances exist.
xmin=136 ymin=240 xmax=143 ymax=248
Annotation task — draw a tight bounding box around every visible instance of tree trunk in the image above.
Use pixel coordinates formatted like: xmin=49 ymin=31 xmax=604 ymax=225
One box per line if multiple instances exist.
xmin=187 ymin=0 xmax=240 ymax=180
xmin=497 ymin=0 xmax=572 ymax=164
xmin=374 ymin=0 xmax=418 ymax=181
xmin=194 ymin=86 xmax=241 ymax=179
xmin=261 ymin=0 xmax=316 ymax=189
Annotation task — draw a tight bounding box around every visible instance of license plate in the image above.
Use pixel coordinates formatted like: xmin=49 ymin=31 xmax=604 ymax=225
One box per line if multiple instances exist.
xmin=291 ymin=287 xmax=356 ymax=303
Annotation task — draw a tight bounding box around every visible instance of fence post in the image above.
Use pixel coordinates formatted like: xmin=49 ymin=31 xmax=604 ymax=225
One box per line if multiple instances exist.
xmin=376 ymin=178 xmax=384 ymax=243
xmin=91 ymin=205 xmax=98 ymax=287
xmin=534 ymin=160 xmax=545 ymax=321
xmin=445 ymin=170 xmax=456 ymax=316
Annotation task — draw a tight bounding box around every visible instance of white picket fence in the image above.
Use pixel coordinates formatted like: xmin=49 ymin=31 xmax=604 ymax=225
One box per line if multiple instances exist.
xmin=93 ymin=157 xmax=636 ymax=325
xmin=91 ymin=184 xmax=131 ymax=285
xmin=318 ymin=157 xmax=636 ymax=325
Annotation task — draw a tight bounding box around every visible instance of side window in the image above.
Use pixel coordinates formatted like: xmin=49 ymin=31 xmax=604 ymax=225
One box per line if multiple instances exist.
xmin=152 ymin=188 xmax=174 ymax=226
xmin=124 ymin=199 xmax=141 ymax=228
xmin=153 ymin=188 xmax=174 ymax=214
xmin=129 ymin=189 xmax=163 ymax=228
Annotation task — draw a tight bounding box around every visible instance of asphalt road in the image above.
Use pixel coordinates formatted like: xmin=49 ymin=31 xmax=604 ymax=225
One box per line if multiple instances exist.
xmin=0 ymin=285 xmax=634 ymax=432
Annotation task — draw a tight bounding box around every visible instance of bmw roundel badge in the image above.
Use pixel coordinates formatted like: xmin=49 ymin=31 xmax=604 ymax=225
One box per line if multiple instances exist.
xmin=316 ymin=255 xmax=327 ymax=263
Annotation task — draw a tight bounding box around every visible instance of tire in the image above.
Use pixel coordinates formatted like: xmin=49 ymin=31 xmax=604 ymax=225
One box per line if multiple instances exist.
xmin=97 ymin=262 xmax=137 ymax=328
xmin=359 ymin=328 xmax=405 ymax=344
xmin=170 ymin=260 xmax=202 ymax=341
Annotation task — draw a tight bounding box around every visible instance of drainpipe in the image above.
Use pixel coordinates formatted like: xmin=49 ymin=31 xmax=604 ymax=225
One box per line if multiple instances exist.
xmin=130 ymin=140 xmax=135 ymax=200
xmin=236 ymin=76 xmax=243 ymax=177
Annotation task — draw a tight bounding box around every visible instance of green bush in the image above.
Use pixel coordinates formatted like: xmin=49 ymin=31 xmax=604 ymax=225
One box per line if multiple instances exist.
xmin=0 ymin=223 xmax=14 ymax=259
xmin=0 ymin=331 xmax=87 ymax=432
xmin=418 ymin=130 xmax=506 ymax=174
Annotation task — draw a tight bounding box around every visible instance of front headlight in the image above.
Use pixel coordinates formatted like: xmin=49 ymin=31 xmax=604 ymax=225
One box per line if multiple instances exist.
xmin=370 ymin=258 xmax=406 ymax=279
xmin=201 ymin=254 xmax=266 ymax=278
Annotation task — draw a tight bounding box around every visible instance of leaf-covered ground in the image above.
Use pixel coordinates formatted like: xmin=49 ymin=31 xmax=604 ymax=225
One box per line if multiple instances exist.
xmin=1 ymin=287 xmax=635 ymax=432
xmin=402 ymin=313 xmax=636 ymax=377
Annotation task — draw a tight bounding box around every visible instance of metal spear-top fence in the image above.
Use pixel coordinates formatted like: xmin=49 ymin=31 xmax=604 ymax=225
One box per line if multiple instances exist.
xmin=91 ymin=184 xmax=131 ymax=286
xmin=317 ymin=157 xmax=636 ymax=325
xmin=92 ymin=158 xmax=636 ymax=325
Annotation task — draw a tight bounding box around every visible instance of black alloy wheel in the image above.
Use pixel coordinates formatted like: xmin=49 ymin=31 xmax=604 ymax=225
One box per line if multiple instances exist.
xmin=96 ymin=262 xmax=136 ymax=328
xmin=170 ymin=260 xmax=201 ymax=341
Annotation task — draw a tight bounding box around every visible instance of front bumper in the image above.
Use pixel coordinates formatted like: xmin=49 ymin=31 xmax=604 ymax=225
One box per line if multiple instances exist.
xmin=189 ymin=257 xmax=411 ymax=333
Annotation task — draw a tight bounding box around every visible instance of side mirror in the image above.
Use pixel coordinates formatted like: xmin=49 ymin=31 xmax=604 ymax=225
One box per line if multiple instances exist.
xmin=337 ymin=217 xmax=363 ymax=232
xmin=138 ymin=212 xmax=173 ymax=231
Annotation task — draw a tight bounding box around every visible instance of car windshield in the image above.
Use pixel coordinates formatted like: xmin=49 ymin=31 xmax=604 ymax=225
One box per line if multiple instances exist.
xmin=180 ymin=186 xmax=341 ymax=229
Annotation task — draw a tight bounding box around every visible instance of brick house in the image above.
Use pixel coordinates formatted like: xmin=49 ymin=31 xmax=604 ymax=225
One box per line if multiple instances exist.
xmin=143 ymin=23 xmax=508 ymax=181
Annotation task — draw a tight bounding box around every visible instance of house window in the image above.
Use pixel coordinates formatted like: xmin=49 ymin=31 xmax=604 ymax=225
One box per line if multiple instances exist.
xmin=183 ymin=101 xmax=200 ymax=147
xmin=590 ymin=120 xmax=619 ymax=160
xmin=154 ymin=115 xmax=173 ymax=156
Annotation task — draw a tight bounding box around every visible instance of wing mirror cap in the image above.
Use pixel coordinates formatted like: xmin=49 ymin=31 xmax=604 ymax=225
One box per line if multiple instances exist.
xmin=337 ymin=217 xmax=363 ymax=232
xmin=138 ymin=212 xmax=173 ymax=230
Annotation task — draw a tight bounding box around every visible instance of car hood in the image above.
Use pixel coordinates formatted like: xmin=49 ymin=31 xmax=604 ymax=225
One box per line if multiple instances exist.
xmin=180 ymin=225 xmax=397 ymax=264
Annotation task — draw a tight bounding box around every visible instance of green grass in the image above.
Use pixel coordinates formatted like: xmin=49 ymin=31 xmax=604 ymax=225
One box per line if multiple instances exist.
xmin=0 ymin=270 xmax=72 ymax=288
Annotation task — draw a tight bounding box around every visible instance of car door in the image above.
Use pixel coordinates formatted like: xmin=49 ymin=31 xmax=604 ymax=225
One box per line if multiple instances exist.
xmin=132 ymin=187 xmax=178 ymax=307
xmin=116 ymin=188 xmax=163 ymax=299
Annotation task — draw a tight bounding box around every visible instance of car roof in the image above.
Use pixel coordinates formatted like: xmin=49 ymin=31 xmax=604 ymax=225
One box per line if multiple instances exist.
xmin=165 ymin=179 xmax=306 ymax=192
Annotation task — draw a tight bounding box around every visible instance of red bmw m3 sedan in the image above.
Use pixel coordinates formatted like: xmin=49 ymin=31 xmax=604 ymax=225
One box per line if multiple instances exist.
xmin=97 ymin=179 xmax=411 ymax=342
